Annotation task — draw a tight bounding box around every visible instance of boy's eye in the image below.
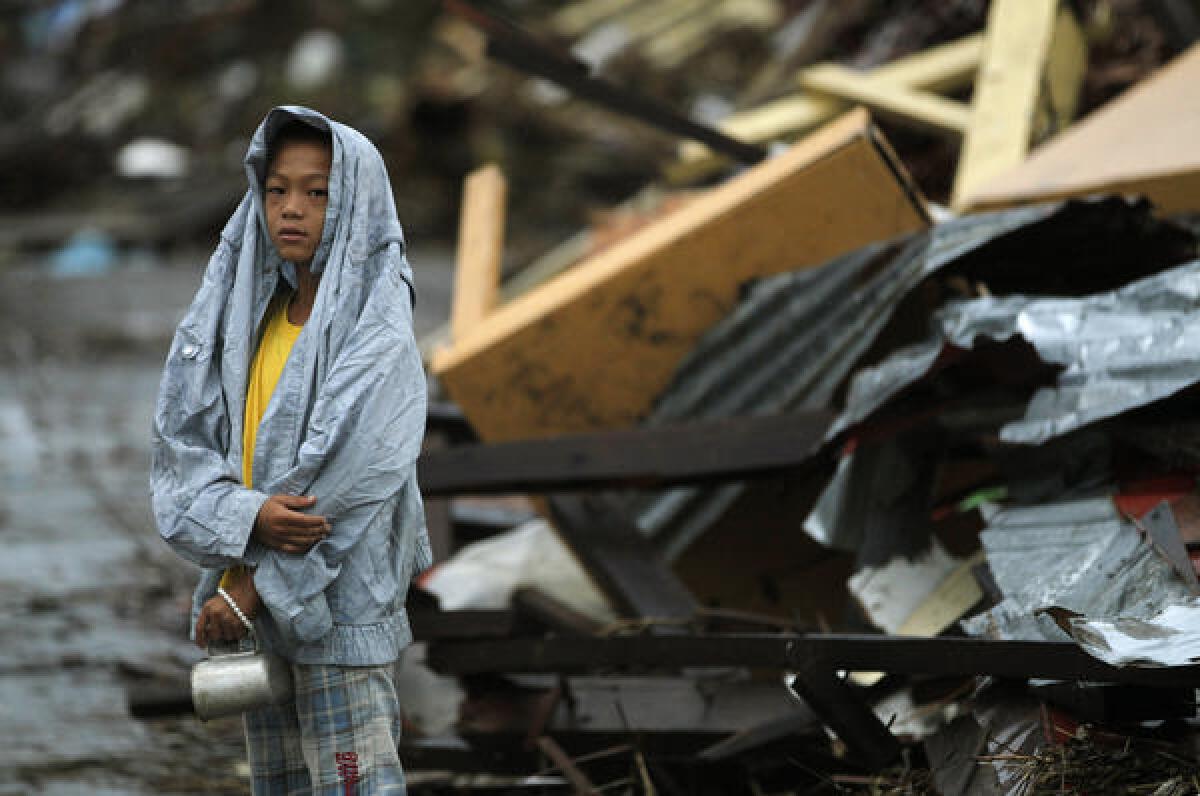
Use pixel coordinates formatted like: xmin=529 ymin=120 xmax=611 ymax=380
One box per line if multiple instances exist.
xmin=266 ymin=185 xmax=284 ymax=195
xmin=308 ymin=189 xmax=328 ymax=199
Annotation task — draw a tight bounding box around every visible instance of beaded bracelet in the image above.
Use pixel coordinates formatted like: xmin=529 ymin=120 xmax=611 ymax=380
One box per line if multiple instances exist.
xmin=217 ymin=586 xmax=255 ymax=634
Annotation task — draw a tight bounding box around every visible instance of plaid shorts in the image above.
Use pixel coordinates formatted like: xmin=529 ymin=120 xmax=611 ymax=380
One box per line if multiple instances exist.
xmin=243 ymin=663 xmax=406 ymax=795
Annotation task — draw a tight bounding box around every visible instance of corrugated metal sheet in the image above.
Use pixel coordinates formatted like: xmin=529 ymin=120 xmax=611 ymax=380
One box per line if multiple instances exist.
xmin=961 ymin=497 xmax=1191 ymax=642
xmin=619 ymin=198 xmax=1194 ymax=559
xmin=834 ymin=257 xmax=1200 ymax=444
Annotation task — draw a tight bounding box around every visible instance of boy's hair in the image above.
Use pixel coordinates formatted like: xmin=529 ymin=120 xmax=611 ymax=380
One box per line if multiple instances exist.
xmin=265 ymin=120 xmax=333 ymax=173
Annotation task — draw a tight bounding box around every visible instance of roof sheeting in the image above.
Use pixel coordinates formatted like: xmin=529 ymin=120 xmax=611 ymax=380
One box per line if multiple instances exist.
xmin=619 ymin=198 xmax=1195 ymax=558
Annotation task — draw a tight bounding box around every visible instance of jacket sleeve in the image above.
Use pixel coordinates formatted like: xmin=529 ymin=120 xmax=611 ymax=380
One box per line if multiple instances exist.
xmin=251 ymin=263 xmax=426 ymax=642
xmin=150 ymin=241 xmax=270 ymax=569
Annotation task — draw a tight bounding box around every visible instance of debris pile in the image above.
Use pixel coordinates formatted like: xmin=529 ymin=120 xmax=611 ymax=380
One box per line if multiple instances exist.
xmin=408 ymin=2 xmax=1200 ymax=793
xmin=4 ymin=0 xmax=1199 ymax=793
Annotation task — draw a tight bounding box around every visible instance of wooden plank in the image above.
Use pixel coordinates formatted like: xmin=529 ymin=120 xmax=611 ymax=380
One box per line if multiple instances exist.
xmin=548 ymin=494 xmax=699 ymax=622
xmin=895 ymin=550 xmax=986 ymax=636
xmin=417 ymin=410 xmax=832 ymax=496
xmin=451 ymin=164 xmax=507 ymax=343
xmin=410 ymin=608 xmax=520 ymax=639
xmin=667 ymin=95 xmax=841 ymax=183
xmin=787 ymin=647 xmax=902 ymax=769
xmin=433 ymin=110 xmax=928 ymax=443
xmin=426 ymin=634 xmax=1200 ymax=687
xmin=852 ymin=32 xmax=985 ymax=93
xmin=457 ymin=0 xmax=765 ymax=166
xmin=1041 ymin=5 xmax=1088 ymax=140
xmin=426 ymin=402 xmax=479 ymax=444
xmin=535 ymin=736 xmax=600 ymax=795
xmin=799 ymin=64 xmax=971 ymax=137
xmin=962 ymin=44 xmax=1200 ymax=214
xmin=671 ymin=34 xmax=984 ymax=182
xmin=952 ymin=0 xmax=1086 ymax=207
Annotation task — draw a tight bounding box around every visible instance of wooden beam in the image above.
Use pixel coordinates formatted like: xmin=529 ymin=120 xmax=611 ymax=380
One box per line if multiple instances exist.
xmin=453 ymin=0 xmax=766 ymax=165
xmin=960 ymin=43 xmax=1200 ymax=215
xmin=798 ymin=64 xmax=971 ymax=137
xmin=410 ymin=607 xmax=521 ymax=640
xmin=451 ymin=164 xmax=507 ymax=343
xmin=670 ymin=33 xmax=984 ymax=182
xmin=426 ymin=633 xmax=1200 ymax=687
xmin=548 ymin=494 xmax=699 ymax=623
xmin=535 ymin=736 xmax=601 ymax=795
xmin=787 ymin=645 xmax=902 ymax=769
xmin=850 ymin=32 xmax=985 ymax=93
xmin=1042 ymin=4 xmax=1088 ymax=138
xmin=417 ymin=410 xmax=832 ymax=496
xmin=667 ymin=95 xmax=841 ymax=183
xmin=434 ymin=110 xmax=927 ymax=443
xmin=952 ymin=0 xmax=1086 ymax=207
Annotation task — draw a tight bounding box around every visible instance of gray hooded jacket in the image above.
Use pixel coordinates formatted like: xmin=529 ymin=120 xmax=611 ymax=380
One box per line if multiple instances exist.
xmin=151 ymin=106 xmax=431 ymax=665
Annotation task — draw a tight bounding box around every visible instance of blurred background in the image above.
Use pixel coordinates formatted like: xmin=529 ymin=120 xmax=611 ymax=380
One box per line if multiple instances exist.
xmin=0 ymin=0 xmax=1191 ymax=792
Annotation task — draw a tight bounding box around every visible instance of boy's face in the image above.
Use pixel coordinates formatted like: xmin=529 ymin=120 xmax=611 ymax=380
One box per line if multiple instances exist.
xmin=264 ymin=139 xmax=332 ymax=267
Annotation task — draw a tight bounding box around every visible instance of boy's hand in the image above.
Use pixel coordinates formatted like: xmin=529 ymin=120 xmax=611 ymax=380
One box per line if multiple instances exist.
xmin=195 ymin=572 xmax=260 ymax=648
xmin=253 ymin=494 xmax=330 ymax=554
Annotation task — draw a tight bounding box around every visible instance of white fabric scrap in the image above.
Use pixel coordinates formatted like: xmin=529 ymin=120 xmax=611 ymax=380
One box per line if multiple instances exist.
xmin=421 ymin=519 xmax=618 ymax=623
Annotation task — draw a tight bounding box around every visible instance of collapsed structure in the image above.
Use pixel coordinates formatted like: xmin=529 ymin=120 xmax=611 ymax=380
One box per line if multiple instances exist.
xmin=408 ymin=4 xmax=1200 ymax=793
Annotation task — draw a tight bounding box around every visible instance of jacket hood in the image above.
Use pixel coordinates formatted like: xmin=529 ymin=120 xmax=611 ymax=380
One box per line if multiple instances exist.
xmin=244 ymin=105 xmax=406 ymax=279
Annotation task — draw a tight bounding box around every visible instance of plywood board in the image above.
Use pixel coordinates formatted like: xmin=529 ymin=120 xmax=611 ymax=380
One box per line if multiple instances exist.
xmin=962 ymin=42 xmax=1200 ymax=214
xmin=433 ymin=109 xmax=929 ymax=442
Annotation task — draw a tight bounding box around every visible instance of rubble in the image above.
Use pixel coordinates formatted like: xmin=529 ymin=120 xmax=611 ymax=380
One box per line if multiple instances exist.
xmin=417 ymin=191 xmax=1200 ymax=793
xmin=5 ymin=0 xmax=1200 ymax=793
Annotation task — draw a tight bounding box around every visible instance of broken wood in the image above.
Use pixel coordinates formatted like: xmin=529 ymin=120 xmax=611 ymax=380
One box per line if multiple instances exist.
xmin=548 ymin=494 xmax=698 ymax=624
xmin=535 ymin=735 xmax=601 ymax=795
xmin=426 ymin=633 xmax=1200 ymax=687
xmin=787 ymin=644 xmax=902 ymax=769
xmin=410 ymin=606 xmax=520 ymax=639
xmin=798 ymin=64 xmax=971 ymax=138
xmin=960 ymin=42 xmax=1200 ymax=215
xmin=451 ymin=164 xmax=507 ymax=344
xmin=952 ymin=0 xmax=1087 ymax=207
xmin=443 ymin=0 xmax=766 ymax=166
xmin=416 ymin=410 xmax=832 ymax=496
xmin=434 ymin=110 xmax=927 ymax=442
xmin=671 ymin=33 xmax=984 ymax=182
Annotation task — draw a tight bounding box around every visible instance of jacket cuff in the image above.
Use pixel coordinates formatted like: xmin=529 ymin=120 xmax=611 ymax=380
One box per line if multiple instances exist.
xmin=225 ymin=488 xmax=271 ymax=560
xmin=291 ymin=593 xmax=332 ymax=642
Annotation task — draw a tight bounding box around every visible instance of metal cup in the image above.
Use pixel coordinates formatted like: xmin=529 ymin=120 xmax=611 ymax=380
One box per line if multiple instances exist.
xmin=191 ymin=643 xmax=294 ymax=720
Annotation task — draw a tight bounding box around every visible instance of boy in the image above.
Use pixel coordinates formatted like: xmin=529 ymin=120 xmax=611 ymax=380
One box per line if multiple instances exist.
xmin=152 ymin=106 xmax=429 ymax=794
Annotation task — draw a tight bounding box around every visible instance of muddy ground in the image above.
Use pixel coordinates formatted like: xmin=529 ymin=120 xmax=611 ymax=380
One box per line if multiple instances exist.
xmin=0 ymin=247 xmax=454 ymax=794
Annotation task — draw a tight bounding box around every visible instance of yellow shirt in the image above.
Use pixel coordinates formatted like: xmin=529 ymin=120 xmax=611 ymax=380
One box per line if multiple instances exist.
xmin=221 ymin=295 xmax=302 ymax=590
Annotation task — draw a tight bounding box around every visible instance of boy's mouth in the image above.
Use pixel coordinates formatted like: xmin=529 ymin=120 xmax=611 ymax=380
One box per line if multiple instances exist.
xmin=277 ymin=227 xmax=306 ymax=243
